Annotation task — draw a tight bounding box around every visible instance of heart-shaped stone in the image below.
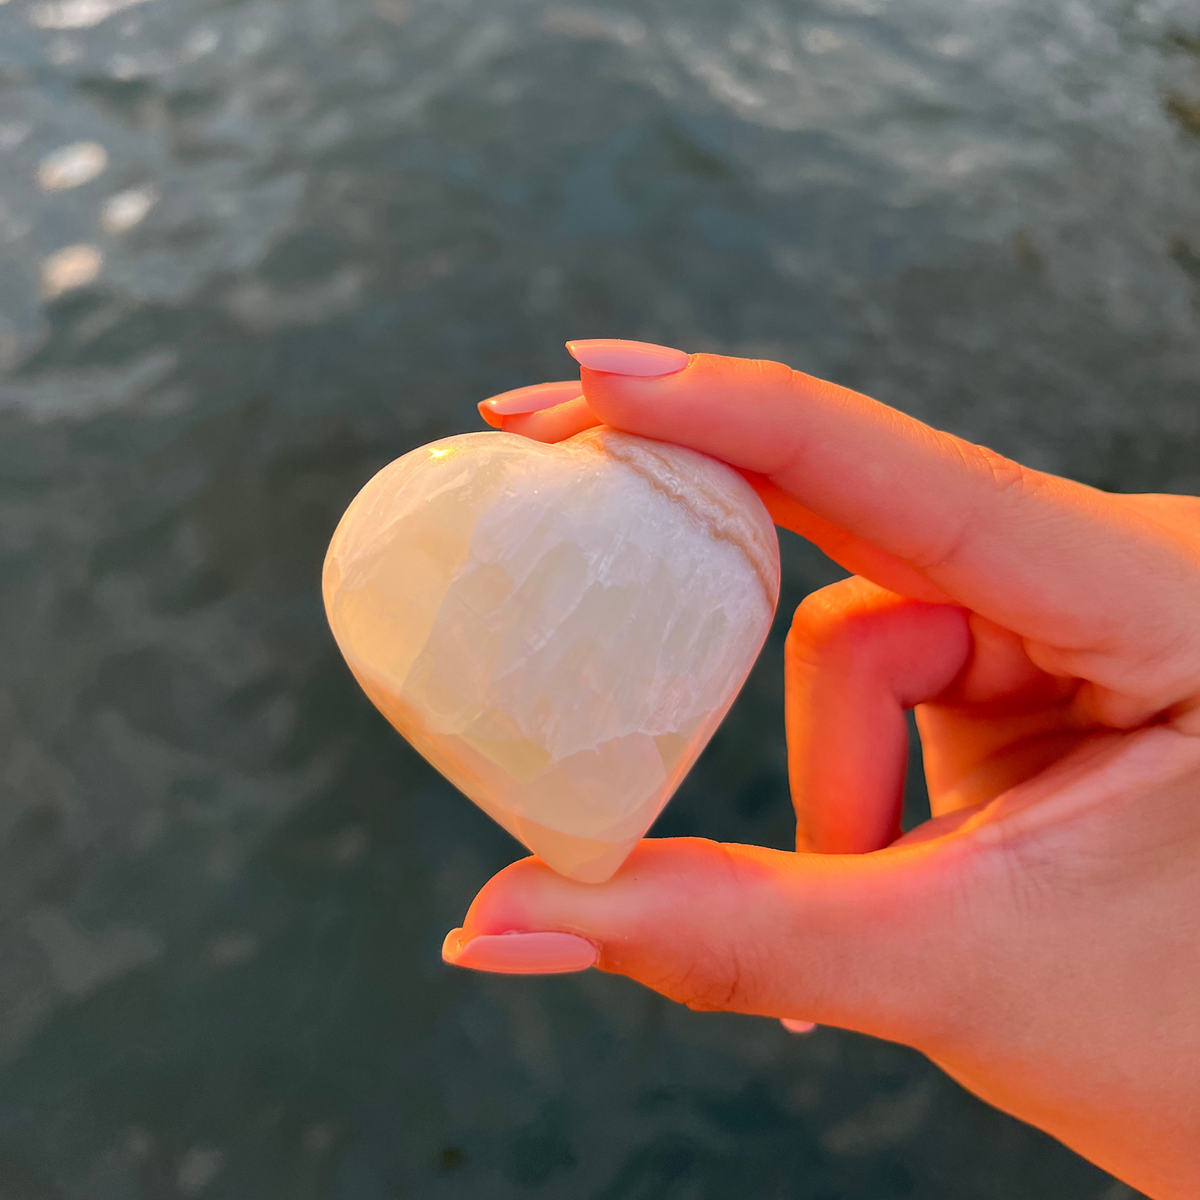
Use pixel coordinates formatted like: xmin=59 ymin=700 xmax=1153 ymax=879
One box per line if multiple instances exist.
xmin=323 ymin=426 xmax=780 ymax=882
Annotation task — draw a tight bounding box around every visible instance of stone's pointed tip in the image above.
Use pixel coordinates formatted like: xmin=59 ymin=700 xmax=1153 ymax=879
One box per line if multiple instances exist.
xmin=521 ymin=825 xmax=642 ymax=883
xmin=443 ymin=931 xmax=598 ymax=974
xmin=566 ymin=339 xmax=690 ymax=377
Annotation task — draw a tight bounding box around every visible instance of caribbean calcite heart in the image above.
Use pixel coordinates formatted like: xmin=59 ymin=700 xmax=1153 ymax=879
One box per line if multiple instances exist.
xmin=323 ymin=426 xmax=780 ymax=883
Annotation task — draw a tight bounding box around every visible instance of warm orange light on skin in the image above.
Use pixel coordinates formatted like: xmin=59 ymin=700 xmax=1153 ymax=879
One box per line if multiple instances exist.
xmin=499 ymin=395 xmax=597 ymax=444
xmin=454 ymin=345 xmax=1200 ymax=1200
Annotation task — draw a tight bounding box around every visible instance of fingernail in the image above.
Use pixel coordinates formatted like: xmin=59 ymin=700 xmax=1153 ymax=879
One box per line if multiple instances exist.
xmin=442 ymin=928 xmax=598 ymax=975
xmin=780 ymin=1018 xmax=817 ymax=1035
xmin=479 ymin=380 xmax=583 ymax=417
xmin=566 ymin=339 xmax=690 ymax=377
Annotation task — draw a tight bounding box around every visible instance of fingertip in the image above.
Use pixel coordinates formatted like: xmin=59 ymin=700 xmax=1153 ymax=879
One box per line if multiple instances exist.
xmin=500 ymin=395 xmax=600 ymax=443
xmin=460 ymin=852 xmax=565 ymax=936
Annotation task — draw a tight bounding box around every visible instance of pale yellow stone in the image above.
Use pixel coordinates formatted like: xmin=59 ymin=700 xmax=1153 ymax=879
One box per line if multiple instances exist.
xmin=323 ymin=427 xmax=780 ymax=883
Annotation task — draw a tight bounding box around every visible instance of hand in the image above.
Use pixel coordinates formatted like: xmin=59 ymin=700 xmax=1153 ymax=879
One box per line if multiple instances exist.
xmin=447 ymin=340 xmax=1200 ymax=1199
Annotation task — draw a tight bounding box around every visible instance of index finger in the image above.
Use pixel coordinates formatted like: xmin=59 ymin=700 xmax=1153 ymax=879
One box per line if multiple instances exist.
xmin=565 ymin=342 xmax=1200 ymax=688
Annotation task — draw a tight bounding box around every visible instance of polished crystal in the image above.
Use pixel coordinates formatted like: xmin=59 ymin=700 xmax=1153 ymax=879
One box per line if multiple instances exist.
xmin=323 ymin=427 xmax=780 ymax=882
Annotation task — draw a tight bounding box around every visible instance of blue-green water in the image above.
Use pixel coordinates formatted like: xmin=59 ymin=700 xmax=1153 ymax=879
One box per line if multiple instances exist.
xmin=2 ymin=0 xmax=1198 ymax=1194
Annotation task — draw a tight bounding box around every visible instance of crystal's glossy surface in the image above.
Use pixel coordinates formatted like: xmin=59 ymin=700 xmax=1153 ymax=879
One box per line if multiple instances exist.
xmin=324 ymin=427 xmax=780 ymax=882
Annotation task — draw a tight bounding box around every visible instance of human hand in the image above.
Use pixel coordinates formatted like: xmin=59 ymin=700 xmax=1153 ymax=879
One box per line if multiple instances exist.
xmin=445 ymin=340 xmax=1200 ymax=1199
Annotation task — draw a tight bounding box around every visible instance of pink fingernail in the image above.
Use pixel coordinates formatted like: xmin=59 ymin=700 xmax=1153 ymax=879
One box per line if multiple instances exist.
xmin=442 ymin=928 xmax=598 ymax=975
xmin=479 ymin=380 xmax=583 ymax=417
xmin=780 ymin=1018 xmax=817 ymax=1035
xmin=566 ymin=339 xmax=690 ymax=377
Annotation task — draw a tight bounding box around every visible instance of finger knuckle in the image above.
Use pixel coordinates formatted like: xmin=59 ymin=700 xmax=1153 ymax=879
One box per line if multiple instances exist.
xmin=907 ymin=438 xmax=1035 ymax=573
xmin=643 ymin=845 xmax=770 ymax=1014
xmin=744 ymin=356 xmax=796 ymax=389
xmin=966 ymin=441 xmax=1031 ymax=499
xmin=656 ymin=951 xmax=754 ymax=1012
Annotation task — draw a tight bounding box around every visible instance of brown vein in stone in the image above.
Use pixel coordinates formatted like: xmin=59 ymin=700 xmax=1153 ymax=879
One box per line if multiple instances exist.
xmin=570 ymin=427 xmax=780 ymax=609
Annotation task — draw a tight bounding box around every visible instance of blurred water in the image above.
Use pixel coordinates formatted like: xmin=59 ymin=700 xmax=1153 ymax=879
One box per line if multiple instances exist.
xmin=1 ymin=0 xmax=1198 ymax=1195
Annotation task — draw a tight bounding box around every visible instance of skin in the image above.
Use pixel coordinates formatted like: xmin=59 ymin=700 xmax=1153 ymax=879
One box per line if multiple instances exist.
xmin=462 ymin=352 xmax=1200 ymax=1198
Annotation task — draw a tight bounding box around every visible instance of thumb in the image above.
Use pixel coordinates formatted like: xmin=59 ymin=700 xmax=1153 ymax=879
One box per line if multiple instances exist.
xmin=445 ymin=835 xmax=981 ymax=1046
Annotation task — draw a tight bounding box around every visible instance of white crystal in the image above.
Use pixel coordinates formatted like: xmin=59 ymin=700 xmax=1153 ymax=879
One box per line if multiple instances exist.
xmin=323 ymin=427 xmax=780 ymax=882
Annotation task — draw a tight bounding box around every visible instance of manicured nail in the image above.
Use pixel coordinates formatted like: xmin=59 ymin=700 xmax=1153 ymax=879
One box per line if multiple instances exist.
xmin=442 ymin=928 xmax=598 ymax=975
xmin=566 ymin=339 xmax=690 ymax=377
xmin=780 ymin=1018 xmax=817 ymax=1035
xmin=479 ymin=380 xmax=583 ymax=418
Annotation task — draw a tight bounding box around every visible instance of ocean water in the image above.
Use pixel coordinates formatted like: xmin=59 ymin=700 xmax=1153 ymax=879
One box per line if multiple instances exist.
xmin=1 ymin=0 xmax=1198 ymax=1195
